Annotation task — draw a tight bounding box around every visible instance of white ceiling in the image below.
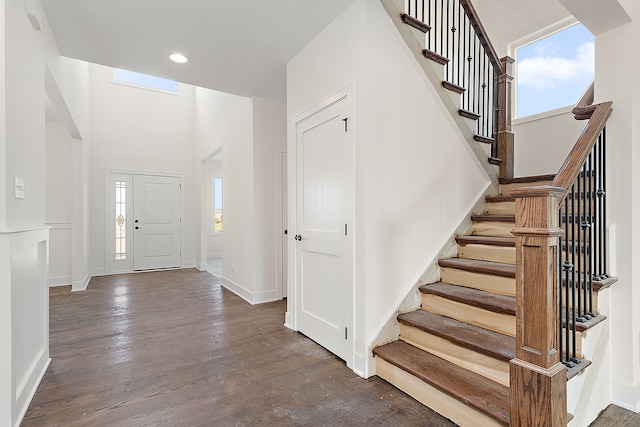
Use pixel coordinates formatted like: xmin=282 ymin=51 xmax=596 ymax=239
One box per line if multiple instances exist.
xmin=40 ymin=0 xmax=359 ymax=102
xmin=41 ymin=0 xmax=590 ymax=102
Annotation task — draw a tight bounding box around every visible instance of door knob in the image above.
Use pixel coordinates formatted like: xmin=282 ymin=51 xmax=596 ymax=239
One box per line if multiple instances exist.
xmin=294 ymin=234 xmax=302 ymax=241
xmin=284 ymin=229 xmax=288 ymax=235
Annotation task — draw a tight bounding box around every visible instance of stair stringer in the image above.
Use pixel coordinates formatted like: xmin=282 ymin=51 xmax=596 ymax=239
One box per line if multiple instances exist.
xmin=378 ymin=0 xmax=499 ymax=189
xmin=368 ymin=184 xmax=497 ymax=375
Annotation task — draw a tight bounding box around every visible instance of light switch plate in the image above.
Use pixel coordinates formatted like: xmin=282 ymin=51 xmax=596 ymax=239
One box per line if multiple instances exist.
xmin=14 ymin=177 xmax=24 ymax=199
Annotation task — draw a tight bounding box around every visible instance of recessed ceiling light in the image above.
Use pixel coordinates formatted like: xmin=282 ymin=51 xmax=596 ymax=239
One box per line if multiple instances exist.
xmin=170 ymin=53 xmax=188 ymax=64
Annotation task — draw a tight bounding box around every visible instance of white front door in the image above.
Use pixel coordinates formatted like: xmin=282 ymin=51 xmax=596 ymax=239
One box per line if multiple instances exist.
xmin=295 ymin=94 xmax=353 ymax=362
xmin=133 ymin=174 xmax=182 ymax=271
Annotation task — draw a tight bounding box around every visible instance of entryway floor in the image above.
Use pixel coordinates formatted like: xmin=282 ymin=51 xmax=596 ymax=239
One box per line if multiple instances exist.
xmin=22 ymin=269 xmax=455 ymax=426
xmin=21 ymin=268 xmax=637 ymax=426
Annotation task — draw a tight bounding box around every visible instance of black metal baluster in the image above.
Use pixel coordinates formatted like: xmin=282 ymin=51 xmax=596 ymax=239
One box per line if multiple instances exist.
xmin=602 ymin=128 xmax=608 ymax=277
xmin=597 ymin=135 xmax=605 ymax=278
xmin=558 ymin=226 xmax=565 ymax=365
xmin=563 ymin=197 xmax=573 ymax=367
xmin=576 ymin=171 xmax=585 ymax=322
xmin=445 ymin=0 xmax=450 ymax=81
xmin=457 ymin=1 xmax=461 ymax=87
xmin=427 ymin=0 xmax=431 ymax=50
xmin=421 ymin=0 xmax=425 ymax=22
xmin=587 ymin=150 xmax=595 ymax=315
xmin=439 ymin=0 xmax=444 ymax=56
xmin=462 ymin=15 xmax=468 ymax=110
xmin=570 ymin=183 xmax=578 ymax=360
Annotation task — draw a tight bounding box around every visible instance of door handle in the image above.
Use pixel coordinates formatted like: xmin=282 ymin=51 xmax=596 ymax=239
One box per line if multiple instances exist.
xmin=284 ymin=229 xmax=288 ymax=235
xmin=294 ymin=234 xmax=302 ymax=241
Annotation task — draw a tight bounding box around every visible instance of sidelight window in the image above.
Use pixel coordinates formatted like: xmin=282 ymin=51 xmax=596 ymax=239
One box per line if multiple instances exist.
xmin=115 ymin=181 xmax=127 ymax=260
xmin=213 ymin=177 xmax=223 ymax=233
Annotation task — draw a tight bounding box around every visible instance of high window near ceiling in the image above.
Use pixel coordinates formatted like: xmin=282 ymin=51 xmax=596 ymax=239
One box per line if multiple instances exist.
xmin=515 ymin=23 xmax=594 ymax=118
xmin=113 ymin=69 xmax=179 ymax=93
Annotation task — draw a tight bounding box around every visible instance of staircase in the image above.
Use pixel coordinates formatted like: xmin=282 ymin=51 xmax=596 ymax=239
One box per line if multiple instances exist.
xmin=373 ymin=176 xmax=612 ymax=426
xmin=373 ymin=0 xmax=616 ymax=425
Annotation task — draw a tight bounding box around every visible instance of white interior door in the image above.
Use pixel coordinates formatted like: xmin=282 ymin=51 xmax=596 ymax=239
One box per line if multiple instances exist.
xmin=295 ymin=94 xmax=353 ymax=362
xmin=133 ymin=174 xmax=182 ymax=271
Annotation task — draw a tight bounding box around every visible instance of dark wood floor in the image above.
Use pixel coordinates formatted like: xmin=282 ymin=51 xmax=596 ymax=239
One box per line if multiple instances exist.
xmin=589 ymin=405 xmax=640 ymax=427
xmin=22 ymin=269 xmax=457 ymax=426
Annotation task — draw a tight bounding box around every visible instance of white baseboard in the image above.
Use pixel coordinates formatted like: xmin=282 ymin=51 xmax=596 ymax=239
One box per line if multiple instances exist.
xmin=284 ymin=311 xmax=294 ymax=330
xmin=71 ymin=271 xmax=92 ymax=292
xmin=220 ymin=277 xmax=279 ymax=305
xmin=612 ymin=378 xmax=640 ymax=412
xmin=91 ymin=268 xmax=106 ymax=277
xmin=48 ymin=275 xmax=71 ymax=287
xmin=351 ymin=345 xmax=369 ymax=379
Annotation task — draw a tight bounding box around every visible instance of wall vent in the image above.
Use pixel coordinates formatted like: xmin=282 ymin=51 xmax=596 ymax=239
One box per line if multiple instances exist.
xmin=25 ymin=0 xmax=42 ymax=31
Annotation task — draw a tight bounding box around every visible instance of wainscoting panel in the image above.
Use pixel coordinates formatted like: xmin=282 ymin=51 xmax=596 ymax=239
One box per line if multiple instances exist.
xmin=3 ymin=228 xmax=50 ymax=427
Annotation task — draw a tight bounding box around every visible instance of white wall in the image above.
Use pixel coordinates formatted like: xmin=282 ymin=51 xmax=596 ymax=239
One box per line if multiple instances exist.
xmin=194 ymin=88 xmax=286 ymax=304
xmin=513 ymin=108 xmax=587 ymax=176
xmin=0 ymin=0 xmax=92 ymax=424
xmin=593 ymin=0 xmax=640 ymax=411
xmin=45 ymin=121 xmax=74 ymax=286
xmin=252 ymin=97 xmax=287 ymax=301
xmin=287 ymin=0 xmax=489 ymax=376
xmin=89 ymin=64 xmax=197 ymax=274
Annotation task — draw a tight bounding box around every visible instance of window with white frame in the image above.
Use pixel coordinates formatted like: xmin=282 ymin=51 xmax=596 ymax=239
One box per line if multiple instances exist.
xmin=516 ymin=23 xmax=594 ymax=118
xmin=212 ymin=177 xmax=223 ymax=233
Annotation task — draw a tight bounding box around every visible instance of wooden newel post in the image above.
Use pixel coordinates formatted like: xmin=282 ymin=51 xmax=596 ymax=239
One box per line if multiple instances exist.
xmin=496 ymin=56 xmax=515 ymax=180
xmin=510 ymin=186 xmax=567 ymax=426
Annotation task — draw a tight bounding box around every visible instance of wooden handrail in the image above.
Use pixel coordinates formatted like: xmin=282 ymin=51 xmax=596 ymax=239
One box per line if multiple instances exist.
xmin=572 ymin=82 xmax=596 ymax=120
xmin=552 ymin=101 xmax=613 ymax=193
xmin=459 ymin=0 xmax=504 ymax=74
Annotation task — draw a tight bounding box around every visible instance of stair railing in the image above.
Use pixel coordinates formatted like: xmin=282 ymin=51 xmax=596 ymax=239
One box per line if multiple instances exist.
xmin=510 ymin=87 xmax=613 ymax=425
xmin=404 ymin=0 xmax=515 ymax=178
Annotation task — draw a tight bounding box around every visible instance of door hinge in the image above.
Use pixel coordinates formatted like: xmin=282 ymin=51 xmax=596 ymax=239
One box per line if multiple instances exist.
xmin=342 ymin=117 xmax=348 ymax=132
xmin=345 ymin=223 xmax=348 ymax=236
xmin=345 ymin=327 xmax=348 ymax=340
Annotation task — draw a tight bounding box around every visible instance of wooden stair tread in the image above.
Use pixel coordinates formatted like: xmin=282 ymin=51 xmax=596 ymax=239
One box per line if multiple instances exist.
xmin=561 ymin=275 xmax=617 ymax=292
xmin=471 ymin=214 xmax=515 ymax=222
xmin=499 ymin=174 xmax=556 ymax=185
xmin=458 ymin=109 xmax=480 ymax=120
xmin=594 ymin=276 xmax=618 ymax=291
xmin=485 ymin=194 xmax=515 ymax=203
xmin=442 ymin=81 xmax=465 ymax=94
xmin=420 ymin=282 xmax=515 ymax=316
xmin=422 ymin=49 xmax=449 ymax=65
xmin=562 ymin=312 xmax=607 ymax=333
xmin=567 ymin=358 xmax=592 ymax=381
xmin=473 ymin=135 xmax=494 ymax=144
xmin=373 ymin=341 xmax=510 ymax=426
xmin=456 ymin=235 xmax=515 ymax=247
xmin=439 ymin=258 xmax=515 ymax=278
xmin=398 ymin=310 xmax=515 ymax=362
xmin=401 ymin=13 xmax=431 ymax=33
